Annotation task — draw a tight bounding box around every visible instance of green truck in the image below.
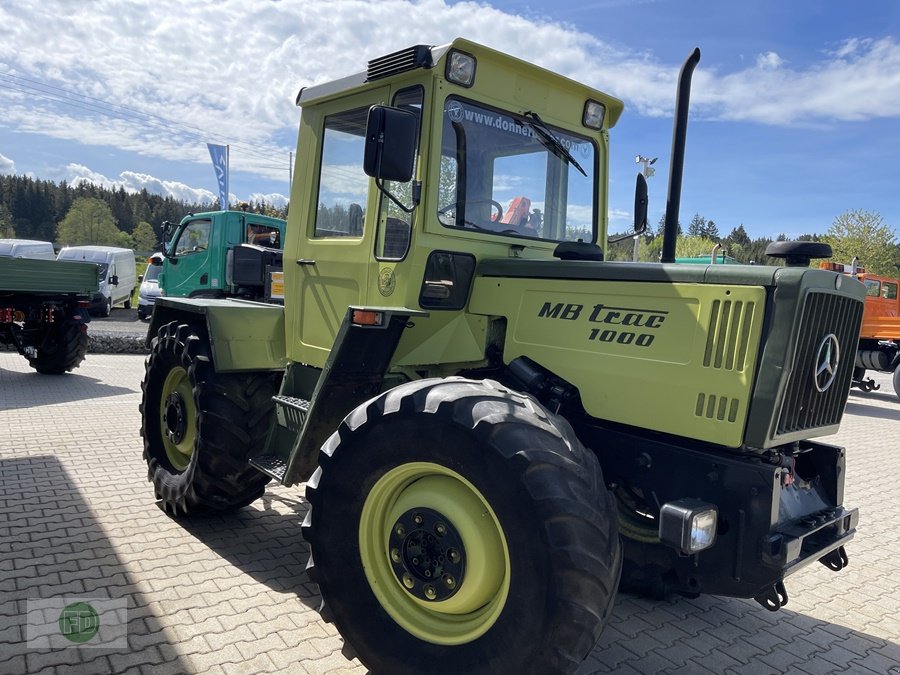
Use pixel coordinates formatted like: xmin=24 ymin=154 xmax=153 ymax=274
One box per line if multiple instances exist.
xmin=152 ymin=209 xmax=286 ymax=305
xmin=0 ymin=255 xmax=98 ymax=373
xmin=140 ymin=40 xmax=865 ymax=673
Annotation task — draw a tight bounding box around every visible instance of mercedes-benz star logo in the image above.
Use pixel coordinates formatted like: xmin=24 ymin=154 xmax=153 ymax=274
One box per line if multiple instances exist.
xmin=814 ymin=333 xmax=840 ymax=393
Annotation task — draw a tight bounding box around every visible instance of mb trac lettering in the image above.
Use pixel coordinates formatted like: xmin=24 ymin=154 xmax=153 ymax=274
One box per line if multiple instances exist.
xmin=538 ymin=302 xmax=668 ymax=348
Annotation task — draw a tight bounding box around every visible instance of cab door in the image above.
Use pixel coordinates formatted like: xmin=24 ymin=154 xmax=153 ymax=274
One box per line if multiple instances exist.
xmin=287 ymin=87 xmax=389 ymax=367
xmin=163 ymin=217 xmax=215 ymax=297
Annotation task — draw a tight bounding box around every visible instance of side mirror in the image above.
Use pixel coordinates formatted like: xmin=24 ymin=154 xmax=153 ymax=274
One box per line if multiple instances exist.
xmin=364 ymin=105 xmax=417 ymax=182
xmin=633 ymin=173 xmax=648 ymax=234
xmin=609 ymin=173 xmax=649 ymax=244
xmin=138 ymin=274 xmax=144 ymax=283
xmin=110 ymin=275 xmax=119 ymax=286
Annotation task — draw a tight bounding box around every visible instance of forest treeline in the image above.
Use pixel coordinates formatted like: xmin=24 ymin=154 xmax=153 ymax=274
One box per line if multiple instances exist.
xmin=0 ymin=173 xmax=896 ymax=274
xmin=0 ymin=174 xmax=286 ymax=251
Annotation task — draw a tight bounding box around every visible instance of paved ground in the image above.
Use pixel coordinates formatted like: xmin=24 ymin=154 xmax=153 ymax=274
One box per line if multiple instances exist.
xmin=1 ymin=353 xmax=899 ymax=674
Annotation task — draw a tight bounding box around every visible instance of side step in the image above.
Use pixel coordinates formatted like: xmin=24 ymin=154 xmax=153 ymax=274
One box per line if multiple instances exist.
xmin=273 ymin=395 xmax=310 ymax=432
xmin=248 ymin=395 xmax=311 ymax=483
xmin=249 ymin=454 xmax=288 ymax=482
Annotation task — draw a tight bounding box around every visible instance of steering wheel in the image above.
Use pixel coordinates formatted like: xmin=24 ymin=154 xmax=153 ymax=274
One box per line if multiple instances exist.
xmin=438 ymin=200 xmax=504 ymax=229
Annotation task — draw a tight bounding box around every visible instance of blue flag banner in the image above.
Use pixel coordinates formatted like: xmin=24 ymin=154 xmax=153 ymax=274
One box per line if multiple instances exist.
xmin=207 ymin=143 xmax=229 ymax=209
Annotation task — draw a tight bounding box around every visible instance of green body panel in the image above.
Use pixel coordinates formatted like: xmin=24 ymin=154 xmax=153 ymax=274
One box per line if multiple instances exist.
xmin=469 ymin=273 xmax=765 ymax=447
xmin=149 ymin=297 xmax=287 ymax=372
xmin=0 ymin=257 xmax=99 ymax=295
xmin=161 ymin=210 xmax=286 ymax=298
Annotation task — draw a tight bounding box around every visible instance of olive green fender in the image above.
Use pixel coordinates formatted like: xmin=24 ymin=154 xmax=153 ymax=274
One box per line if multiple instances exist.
xmin=147 ymin=297 xmax=287 ymax=372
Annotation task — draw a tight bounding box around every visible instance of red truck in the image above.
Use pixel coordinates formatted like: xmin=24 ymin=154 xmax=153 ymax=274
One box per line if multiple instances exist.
xmin=820 ymin=259 xmax=900 ymax=398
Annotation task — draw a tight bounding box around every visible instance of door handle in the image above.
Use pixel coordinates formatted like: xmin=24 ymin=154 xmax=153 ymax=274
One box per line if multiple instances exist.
xmin=296 ymin=259 xmax=317 ymax=266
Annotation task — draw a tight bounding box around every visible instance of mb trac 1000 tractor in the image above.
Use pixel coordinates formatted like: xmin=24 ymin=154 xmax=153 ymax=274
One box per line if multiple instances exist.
xmin=141 ymin=39 xmax=865 ymax=674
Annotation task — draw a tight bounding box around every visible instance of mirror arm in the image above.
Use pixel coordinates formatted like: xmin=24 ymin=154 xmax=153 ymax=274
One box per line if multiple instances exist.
xmin=375 ymin=178 xmax=420 ymax=214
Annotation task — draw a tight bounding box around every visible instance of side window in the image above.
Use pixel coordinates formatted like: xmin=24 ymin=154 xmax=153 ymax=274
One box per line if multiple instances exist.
xmin=376 ymin=86 xmax=424 ymax=260
xmin=315 ymin=107 xmax=370 ymax=238
xmin=864 ymin=279 xmax=881 ymax=297
xmin=883 ymin=281 xmax=898 ymax=300
xmin=173 ymin=219 xmax=211 ymax=256
xmin=246 ymin=223 xmax=280 ymax=248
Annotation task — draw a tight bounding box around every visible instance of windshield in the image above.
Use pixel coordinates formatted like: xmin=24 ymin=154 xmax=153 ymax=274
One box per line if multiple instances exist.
xmin=437 ymin=97 xmax=596 ymax=242
xmin=143 ymin=264 xmax=162 ymax=282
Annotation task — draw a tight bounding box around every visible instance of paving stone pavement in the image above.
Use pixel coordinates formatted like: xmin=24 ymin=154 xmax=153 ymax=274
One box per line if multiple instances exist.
xmin=1 ymin=352 xmax=899 ymax=674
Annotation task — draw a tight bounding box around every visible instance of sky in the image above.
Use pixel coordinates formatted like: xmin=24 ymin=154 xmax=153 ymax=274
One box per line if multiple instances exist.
xmin=1 ymin=0 xmax=898 ymax=241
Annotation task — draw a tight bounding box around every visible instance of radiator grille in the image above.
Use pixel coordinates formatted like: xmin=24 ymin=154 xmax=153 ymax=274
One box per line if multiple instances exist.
xmin=776 ymin=292 xmax=864 ymax=436
xmin=704 ymin=300 xmax=755 ymax=371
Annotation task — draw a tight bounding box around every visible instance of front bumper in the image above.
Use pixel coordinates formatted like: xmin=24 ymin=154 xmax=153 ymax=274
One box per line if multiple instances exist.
xmin=596 ymin=426 xmax=857 ymax=604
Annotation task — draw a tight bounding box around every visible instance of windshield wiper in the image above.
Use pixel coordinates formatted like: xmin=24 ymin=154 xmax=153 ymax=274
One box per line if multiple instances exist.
xmin=523 ymin=111 xmax=586 ymax=177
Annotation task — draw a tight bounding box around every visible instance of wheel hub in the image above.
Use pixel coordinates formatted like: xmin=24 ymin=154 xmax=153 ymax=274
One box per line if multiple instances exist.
xmin=388 ymin=507 xmax=466 ymax=602
xmin=163 ymin=391 xmax=188 ymax=445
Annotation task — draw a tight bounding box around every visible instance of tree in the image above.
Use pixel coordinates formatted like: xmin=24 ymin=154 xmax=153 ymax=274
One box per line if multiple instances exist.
xmin=687 ymin=213 xmax=706 ymax=237
xmin=824 ymin=209 xmax=898 ymax=275
xmin=675 ymin=235 xmax=718 ymax=259
xmin=57 ymin=197 xmax=128 ymax=246
xmin=132 ymin=221 xmax=158 ymax=252
xmin=0 ymin=204 xmax=14 ymax=238
xmin=726 ymin=224 xmax=751 ymax=248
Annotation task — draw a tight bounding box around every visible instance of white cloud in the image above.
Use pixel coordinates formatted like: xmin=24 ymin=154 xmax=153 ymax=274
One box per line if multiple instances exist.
xmin=0 ymin=0 xmax=898 ymax=195
xmin=63 ymin=163 xmax=215 ymax=203
xmin=756 ymin=52 xmax=784 ymax=69
xmin=0 ymin=152 xmax=14 ymax=174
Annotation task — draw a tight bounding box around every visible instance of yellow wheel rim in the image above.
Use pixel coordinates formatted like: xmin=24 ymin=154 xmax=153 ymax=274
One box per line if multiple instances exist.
xmin=359 ymin=462 xmax=510 ymax=645
xmin=159 ymin=366 xmax=197 ymax=471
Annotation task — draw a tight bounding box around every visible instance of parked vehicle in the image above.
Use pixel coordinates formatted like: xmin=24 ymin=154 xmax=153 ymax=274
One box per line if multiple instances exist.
xmin=0 ymin=256 xmax=98 ymax=373
xmin=140 ymin=40 xmax=865 ymax=673
xmin=0 ymin=239 xmax=56 ymax=260
xmin=137 ymin=253 xmax=165 ymax=321
xmin=820 ymin=258 xmax=900 ymax=398
xmin=57 ymin=246 xmax=136 ymax=317
xmin=155 ymin=209 xmax=285 ymax=300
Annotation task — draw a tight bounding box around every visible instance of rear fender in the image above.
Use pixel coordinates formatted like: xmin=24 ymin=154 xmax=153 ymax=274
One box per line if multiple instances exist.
xmin=147 ymin=297 xmax=287 ymax=372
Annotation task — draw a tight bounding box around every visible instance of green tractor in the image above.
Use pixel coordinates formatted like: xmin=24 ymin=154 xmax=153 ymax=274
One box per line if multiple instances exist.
xmin=141 ymin=40 xmax=864 ymax=674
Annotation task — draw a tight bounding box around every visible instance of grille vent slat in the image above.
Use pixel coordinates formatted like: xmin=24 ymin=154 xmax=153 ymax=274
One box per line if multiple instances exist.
xmin=367 ymin=45 xmax=432 ymax=81
xmin=704 ymin=299 xmax=755 ymax=372
xmin=695 ymin=393 xmax=740 ymax=423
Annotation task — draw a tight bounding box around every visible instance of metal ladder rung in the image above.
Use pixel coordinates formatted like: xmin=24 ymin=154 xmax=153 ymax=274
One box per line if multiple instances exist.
xmin=273 ymin=395 xmax=310 ymax=432
xmin=249 ymin=454 xmax=288 ymax=482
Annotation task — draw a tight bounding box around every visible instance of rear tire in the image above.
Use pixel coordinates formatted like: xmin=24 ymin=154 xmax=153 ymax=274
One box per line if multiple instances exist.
xmin=100 ymin=296 xmax=112 ymax=317
xmin=893 ymin=364 xmax=900 ymax=400
xmin=139 ymin=321 xmax=279 ymax=515
xmin=124 ymin=296 xmax=132 ymax=310
xmin=27 ymin=320 xmax=89 ymax=374
xmin=303 ymin=377 xmax=621 ymax=675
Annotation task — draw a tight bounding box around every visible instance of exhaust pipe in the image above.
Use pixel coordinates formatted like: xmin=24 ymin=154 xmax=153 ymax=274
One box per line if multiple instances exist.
xmin=660 ymin=48 xmax=701 ymax=264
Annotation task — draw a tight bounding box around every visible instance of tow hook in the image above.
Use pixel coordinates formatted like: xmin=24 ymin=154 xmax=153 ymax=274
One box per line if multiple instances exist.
xmin=754 ymin=581 xmax=789 ymax=611
xmin=819 ymin=545 xmax=849 ymax=571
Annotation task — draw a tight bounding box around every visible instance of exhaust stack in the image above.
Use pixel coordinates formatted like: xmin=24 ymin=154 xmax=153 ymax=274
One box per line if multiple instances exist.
xmin=660 ymin=48 xmax=701 ymax=264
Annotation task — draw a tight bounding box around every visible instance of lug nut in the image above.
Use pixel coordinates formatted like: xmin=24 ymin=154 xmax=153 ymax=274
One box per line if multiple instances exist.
xmin=395 ymin=524 xmax=405 ymax=537
xmin=448 ymin=549 xmax=460 ymax=564
xmin=402 ymin=573 xmax=414 ymax=589
xmin=435 ymin=522 xmax=446 ymax=536
xmin=413 ymin=513 xmax=424 ymax=525
xmin=391 ymin=548 xmax=401 ymax=563
xmin=443 ymin=574 xmax=456 ymax=589
xmin=424 ymin=585 xmax=436 ymax=600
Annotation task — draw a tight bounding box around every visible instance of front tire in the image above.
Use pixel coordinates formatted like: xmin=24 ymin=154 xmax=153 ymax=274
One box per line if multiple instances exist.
xmin=27 ymin=320 xmax=89 ymax=374
xmin=893 ymin=364 xmax=900 ymax=400
xmin=303 ymin=378 xmax=621 ymax=675
xmin=139 ymin=321 xmax=279 ymax=515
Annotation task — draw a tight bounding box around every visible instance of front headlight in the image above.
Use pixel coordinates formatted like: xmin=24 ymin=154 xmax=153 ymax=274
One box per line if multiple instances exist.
xmin=659 ymin=498 xmax=718 ymax=554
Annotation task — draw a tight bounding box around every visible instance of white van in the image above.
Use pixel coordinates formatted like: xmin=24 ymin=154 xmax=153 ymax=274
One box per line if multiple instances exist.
xmin=56 ymin=246 xmax=137 ymax=316
xmin=137 ymin=253 xmax=164 ymax=320
xmin=0 ymin=239 xmax=56 ymax=260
